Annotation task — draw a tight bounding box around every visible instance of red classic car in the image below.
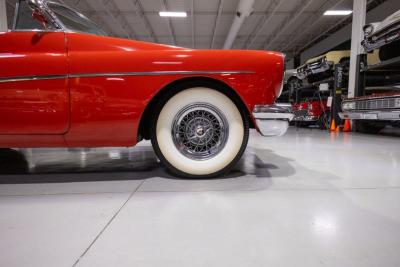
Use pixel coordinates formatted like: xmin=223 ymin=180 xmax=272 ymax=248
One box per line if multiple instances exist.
xmin=0 ymin=0 xmax=293 ymax=177
xmin=292 ymin=98 xmax=330 ymax=129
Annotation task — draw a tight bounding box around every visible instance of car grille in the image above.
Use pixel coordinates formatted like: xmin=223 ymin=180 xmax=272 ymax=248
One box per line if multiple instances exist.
xmin=294 ymin=109 xmax=308 ymax=117
xmin=355 ymin=98 xmax=397 ymax=110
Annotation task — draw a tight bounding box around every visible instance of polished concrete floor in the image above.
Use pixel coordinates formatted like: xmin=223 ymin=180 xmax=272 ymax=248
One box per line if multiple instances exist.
xmin=0 ymin=127 xmax=400 ymax=267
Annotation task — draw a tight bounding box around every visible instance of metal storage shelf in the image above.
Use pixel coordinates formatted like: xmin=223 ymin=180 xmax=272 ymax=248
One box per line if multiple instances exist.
xmin=365 ymin=86 xmax=400 ymax=91
xmin=296 ymin=77 xmax=335 ymax=92
xmin=363 ymin=55 xmax=400 ymax=72
xmin=309 ymin=77 xmax=335 ymax=86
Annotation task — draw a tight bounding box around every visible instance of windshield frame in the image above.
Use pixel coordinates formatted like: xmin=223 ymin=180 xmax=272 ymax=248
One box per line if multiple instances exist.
xmin=12 ymin=0 xmax=63 ymax=32
xmin=46 ymin=1 xmax=107 ymax=36
xmin=11 ymin=0 xmax=107 ymax=36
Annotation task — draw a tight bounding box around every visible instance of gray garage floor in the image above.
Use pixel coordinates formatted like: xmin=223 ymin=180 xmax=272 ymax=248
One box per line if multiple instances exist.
xmin=0 ymin=127 xmax=400 ymax=267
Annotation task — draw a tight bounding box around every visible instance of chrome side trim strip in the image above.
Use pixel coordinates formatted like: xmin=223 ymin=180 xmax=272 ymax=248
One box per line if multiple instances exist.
xmin=252 ymin=104 xmax=294 ymax=137
xmin=339 ymin=111 xmax=400 ymax=121
xmin=68 ymin=70 xmax=254 ymax=78
xmin=0 ymin=70 xmax=254 ymax=83
xmin=0 ymin=74 xmax=68 ymax=83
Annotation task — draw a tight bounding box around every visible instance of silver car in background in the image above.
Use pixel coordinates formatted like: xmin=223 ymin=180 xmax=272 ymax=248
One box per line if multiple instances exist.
xmin=362 ymin=9 xmax=400 ymax=60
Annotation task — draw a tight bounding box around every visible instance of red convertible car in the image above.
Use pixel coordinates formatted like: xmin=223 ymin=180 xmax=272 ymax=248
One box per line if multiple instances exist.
xmin=0 ymin=0 xmax=293 ymax=177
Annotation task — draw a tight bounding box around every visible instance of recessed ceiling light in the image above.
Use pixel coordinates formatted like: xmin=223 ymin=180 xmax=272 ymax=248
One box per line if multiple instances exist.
xmin=159 ymin=11 xmax=187 ymax=17
xmin=324 ymin=10 xmax=353 ymax=16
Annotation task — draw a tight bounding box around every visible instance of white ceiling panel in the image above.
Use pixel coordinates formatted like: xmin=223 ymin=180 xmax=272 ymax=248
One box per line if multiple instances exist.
xmin=4 ymin=0 xmax=388 ymax=60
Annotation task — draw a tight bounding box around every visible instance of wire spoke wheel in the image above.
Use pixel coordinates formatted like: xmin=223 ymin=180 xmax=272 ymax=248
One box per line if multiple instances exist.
xmin=152 ymin=87 xmax=249 ymax=178
xmin=172 ymin=103 xmax=229 ymax=160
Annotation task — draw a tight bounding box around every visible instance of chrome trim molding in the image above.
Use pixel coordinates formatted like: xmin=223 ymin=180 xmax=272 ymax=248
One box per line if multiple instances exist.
xmin=297 ymin=61 xmax=331 ymax=80
xmin=252 ymin=104 xmax=294 ymax=137
xmin=254 ymin=112 xmax=294 ymax=120
xmin=292 ymin=115 xmax=318 ymax=122
xmin=68 ymin=70 xmax=254 ymax=78
xmin=11 ymin=29 xmax=64 ymax=33
xmin=0 ymin=70 xmax=254 ymax=83
xmin=339 ymin=111 xmax=400 ymax=121
xmin=0 ymin=74 xmax=67 ymax=83
xmin=253 ymin=104 xmax=294 ymax=120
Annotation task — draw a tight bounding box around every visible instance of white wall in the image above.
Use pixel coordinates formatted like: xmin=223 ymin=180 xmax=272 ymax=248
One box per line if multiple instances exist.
xmin=300 ymin=0 xmax=400 ymax=63
xmin=0 ymin=0 xmax=7 ymax=32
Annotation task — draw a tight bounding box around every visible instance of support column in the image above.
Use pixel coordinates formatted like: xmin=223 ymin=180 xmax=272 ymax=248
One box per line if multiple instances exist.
xmin=348 ymin=0 xmax=367 ymax=98
xmin=0 ymin=0 xmax=7 ymax=32
xmin=223 ymin=0 xmax=254 ymax=49
xmin=332 ymin=64 xmax=344 ymax=126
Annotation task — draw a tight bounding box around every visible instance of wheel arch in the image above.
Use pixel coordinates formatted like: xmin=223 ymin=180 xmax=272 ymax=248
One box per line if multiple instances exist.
xmin=137 ymin=76 xmax=254 ymax=141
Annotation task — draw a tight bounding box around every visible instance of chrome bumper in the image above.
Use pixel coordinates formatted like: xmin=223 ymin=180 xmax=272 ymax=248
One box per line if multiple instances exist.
xmin=362 ymin=28 xmax=400 ymax=52
xmin=339 ymin=110 xmax=400 ymax=120
xmin=297 ymin=61 xmax=331 ymax=80
xmin=252 ymin=104 xmax=294 ymax=137
xmin=292 ymin=115 xmax=318 ymax=122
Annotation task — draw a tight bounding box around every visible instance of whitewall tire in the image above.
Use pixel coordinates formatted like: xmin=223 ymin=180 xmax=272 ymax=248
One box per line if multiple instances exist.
xmin=151 ymin=87 xmax=249 ymax=178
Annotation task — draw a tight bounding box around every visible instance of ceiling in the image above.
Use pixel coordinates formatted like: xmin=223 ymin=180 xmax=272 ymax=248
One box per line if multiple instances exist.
xmin=5 ymin=0 xmax=385 ymax=57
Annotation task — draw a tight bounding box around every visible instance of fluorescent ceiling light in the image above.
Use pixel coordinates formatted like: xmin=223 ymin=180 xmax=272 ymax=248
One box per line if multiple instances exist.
xmin=324 ymin=10 xmax=353 ymax=16
xmin=159 ymin=11 xmax=187 ymax=17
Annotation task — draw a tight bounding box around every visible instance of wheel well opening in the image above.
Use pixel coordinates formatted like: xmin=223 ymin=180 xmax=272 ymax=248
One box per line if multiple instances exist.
xmin=137 ymin=76 xmax=254 ymax=141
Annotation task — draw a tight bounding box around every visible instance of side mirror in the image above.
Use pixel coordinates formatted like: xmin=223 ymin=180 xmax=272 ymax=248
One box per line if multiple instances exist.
xmin=32 ymin=9 xmax=48 ymax=28
xmin=27 ymin=0 xmax=49 ymax=28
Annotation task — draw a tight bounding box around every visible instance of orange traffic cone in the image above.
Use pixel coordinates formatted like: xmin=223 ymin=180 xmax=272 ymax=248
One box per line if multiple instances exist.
xmin=335 ymin=125 xmax=341 ymax=132
xmin=330 ymin=118 xmax=336 ymax=132
xmin=343 ymin=119 xmax=351 ymax=132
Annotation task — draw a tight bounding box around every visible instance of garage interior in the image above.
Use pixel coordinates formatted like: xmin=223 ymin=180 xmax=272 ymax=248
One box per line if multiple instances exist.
xmin=1 ymin=0 xmax=400 ymax=266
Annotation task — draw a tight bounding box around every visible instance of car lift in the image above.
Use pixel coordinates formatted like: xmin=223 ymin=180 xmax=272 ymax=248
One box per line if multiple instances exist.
xmin=331 ymin=64 xmax=345 ymax=128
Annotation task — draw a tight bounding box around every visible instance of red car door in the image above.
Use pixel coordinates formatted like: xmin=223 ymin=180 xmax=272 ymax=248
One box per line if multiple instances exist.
xmin=0 ymin=32 xmax=69 ymax=135
xmin=0 ymin=2 xmax=69 ymax=135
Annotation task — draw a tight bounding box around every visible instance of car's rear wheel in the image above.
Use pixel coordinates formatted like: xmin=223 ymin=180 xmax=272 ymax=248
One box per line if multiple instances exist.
xmin=151 ymin=87 xmax=249 ymax=178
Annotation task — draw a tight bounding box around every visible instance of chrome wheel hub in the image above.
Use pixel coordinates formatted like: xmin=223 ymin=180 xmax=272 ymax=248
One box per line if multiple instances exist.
xmin=196 ymin=125 xmax=205 ymax=136
xmin=172 ymin=103 xmax=228 ymax=160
